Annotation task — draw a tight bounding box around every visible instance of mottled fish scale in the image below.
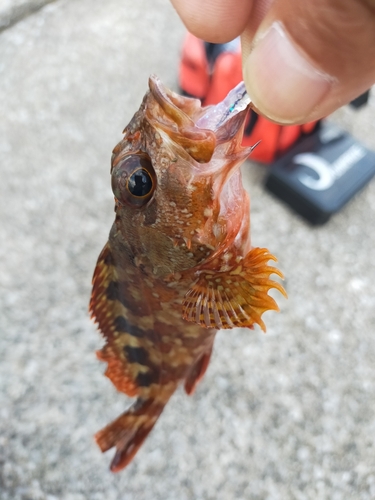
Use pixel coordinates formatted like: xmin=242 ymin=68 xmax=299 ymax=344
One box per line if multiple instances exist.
xmin=90 ymin=76 xmax=286 ymax=472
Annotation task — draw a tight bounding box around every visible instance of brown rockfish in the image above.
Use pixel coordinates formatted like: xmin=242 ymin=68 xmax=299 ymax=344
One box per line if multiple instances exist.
xmin=90 ymin=76 xmax=286 ymax=472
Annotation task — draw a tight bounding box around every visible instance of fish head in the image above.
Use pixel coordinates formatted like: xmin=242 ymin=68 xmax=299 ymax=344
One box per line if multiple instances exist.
xmin=110 ymin=75 xmax=255 ymax=276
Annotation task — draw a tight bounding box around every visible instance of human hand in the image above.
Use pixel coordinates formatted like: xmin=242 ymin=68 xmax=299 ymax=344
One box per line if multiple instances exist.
xmin=170 ymin=0 xmax=375 ymax=125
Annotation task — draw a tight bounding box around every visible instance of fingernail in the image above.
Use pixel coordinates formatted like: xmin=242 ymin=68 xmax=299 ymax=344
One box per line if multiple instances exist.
xmin=244 ymin=22 xmax=335 ymax=123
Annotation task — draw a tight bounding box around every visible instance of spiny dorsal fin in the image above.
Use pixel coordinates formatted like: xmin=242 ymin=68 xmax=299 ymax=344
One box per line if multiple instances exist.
xmin=89 ymin=243 xmax=161 ymax=397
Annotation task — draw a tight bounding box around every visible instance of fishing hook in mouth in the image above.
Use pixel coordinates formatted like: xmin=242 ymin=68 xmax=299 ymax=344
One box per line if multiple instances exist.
xmin=216 ymin=88 xmax=250 ymax=128
xmin=195 ymin=81 xmax=251 ymax=131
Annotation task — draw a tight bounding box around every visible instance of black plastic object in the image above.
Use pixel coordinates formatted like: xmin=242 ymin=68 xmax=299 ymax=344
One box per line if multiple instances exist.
xmin=264 ymin=121 xmax=375 ymax=225
xmin=349 ymin=90 xmax=370 ymax=109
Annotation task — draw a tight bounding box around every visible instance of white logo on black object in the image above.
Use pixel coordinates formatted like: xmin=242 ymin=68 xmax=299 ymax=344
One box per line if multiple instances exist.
xmin=295 ymin=144 xmax=366 ymax=191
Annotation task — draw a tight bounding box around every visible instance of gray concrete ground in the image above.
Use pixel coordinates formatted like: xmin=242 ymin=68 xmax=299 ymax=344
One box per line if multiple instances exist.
xmin=0 ymin=0 xmax=56 ymax=31
xmin=1 ymin=1 xmax=375 ymax=499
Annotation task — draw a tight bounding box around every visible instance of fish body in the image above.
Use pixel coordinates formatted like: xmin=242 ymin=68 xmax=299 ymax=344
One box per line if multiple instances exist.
xmin=90 ymin=76 xmax=286 ymax=472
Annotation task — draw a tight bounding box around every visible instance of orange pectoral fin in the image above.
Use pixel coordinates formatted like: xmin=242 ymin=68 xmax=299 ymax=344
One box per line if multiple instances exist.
xmin=182 ymin=248 xmax=287 ymax=331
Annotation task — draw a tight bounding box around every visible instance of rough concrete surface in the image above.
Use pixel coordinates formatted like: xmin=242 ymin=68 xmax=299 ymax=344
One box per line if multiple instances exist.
xmin=0 ymin=0 xmax=56 ymax=31
xmin=0 ymin=1 xmax=375 ymax=499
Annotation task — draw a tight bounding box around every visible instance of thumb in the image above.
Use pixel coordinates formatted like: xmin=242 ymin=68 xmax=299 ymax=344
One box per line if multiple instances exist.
xmin=242 ymin=0 xmax=375 ymax=124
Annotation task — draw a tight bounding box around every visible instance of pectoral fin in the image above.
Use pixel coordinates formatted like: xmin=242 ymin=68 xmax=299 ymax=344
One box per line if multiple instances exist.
xmin=182 ymin=248 xmax=286 ymax=331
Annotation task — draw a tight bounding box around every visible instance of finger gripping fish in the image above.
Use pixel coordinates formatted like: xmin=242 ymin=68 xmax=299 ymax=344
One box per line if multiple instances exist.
xmin=89 ymin=75 xmax=286 ymax=472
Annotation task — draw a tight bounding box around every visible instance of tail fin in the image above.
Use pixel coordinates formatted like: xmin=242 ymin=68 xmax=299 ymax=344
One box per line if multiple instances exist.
xmin=95 ymin=397 xmax=168 ymax=472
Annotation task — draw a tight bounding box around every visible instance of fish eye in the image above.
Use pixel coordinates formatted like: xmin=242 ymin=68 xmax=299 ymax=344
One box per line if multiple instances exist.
xmin=111 ymin=153 xmax=156 ymax=208
xmin=128 ymin=168 xmax=153 ymax=197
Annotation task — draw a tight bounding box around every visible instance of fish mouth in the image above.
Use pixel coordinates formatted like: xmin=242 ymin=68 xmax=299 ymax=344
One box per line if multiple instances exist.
xmin=195 ymin=82 xmax=251 ymax=131
xmin=147 ymin=75 xmax=252 ymax=163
